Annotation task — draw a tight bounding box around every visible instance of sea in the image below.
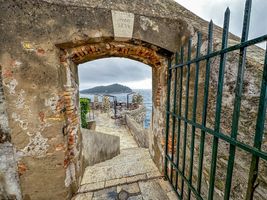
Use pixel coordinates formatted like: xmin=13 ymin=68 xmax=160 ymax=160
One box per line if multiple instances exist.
xmin=80 ymin=89 xmax=152 ymax=128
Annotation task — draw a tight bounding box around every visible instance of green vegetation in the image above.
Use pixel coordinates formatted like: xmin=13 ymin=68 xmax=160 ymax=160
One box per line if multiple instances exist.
xmin=80 ymin=98 xmax=90 ymax=128
xmin=80 ymin=83 xmax=132 ymax=94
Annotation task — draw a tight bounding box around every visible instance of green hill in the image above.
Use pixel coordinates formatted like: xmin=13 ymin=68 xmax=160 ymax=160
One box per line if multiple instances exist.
xmin=80 ymin=83 xmax=132 ymax=94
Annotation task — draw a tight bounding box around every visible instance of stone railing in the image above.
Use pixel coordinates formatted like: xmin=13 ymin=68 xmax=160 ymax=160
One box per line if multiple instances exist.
xmin=81 ymin=128 xmax=120 ymax=167
xmin=123 ymin=105 xmax=149 ymax=148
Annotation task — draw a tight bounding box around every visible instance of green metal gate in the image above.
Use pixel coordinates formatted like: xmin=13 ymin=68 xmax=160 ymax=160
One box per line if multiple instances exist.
xmin=164 ymin=0 xmax=267 ymax=199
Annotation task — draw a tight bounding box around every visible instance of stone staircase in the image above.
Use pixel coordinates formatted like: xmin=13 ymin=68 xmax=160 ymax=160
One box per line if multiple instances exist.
xmin=73 ymin=112 xmax=177 ymax=200
xmin=73 ymin=148 xmax=177 ymax=200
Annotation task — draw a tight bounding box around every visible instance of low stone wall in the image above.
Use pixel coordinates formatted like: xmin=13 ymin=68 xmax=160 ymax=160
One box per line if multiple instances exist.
xmin=125 ymin=115 xmax=149 ymax=148
xmin=124 ymin=106 xmax=149 ymax=148
xmin=81 ymin=129 xmax=120 ymax=166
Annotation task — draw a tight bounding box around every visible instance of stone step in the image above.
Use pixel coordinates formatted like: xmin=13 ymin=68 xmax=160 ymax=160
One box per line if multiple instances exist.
xmin=81 ymin=148 xmax=160 ymax=185
xmin=79 ymin=172 xmax=162 ymax=193
xmin=73 ymin=178 xmax=178 ymax=200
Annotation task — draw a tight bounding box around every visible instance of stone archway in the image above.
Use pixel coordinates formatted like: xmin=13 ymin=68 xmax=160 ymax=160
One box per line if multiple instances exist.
xmin=57 ymin=39 xmax=171 ymax=194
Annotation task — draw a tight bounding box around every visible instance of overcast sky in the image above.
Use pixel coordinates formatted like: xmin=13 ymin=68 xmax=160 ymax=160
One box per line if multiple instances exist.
xmin=79 ymin=0 xmax=266 ymax=90
xmin=78 ymin=58 xmax=151 ymax=90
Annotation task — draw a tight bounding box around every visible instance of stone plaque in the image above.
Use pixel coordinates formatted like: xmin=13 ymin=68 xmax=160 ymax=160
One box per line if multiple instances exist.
xmin=112 ymin=10 xmax=134 ymax=38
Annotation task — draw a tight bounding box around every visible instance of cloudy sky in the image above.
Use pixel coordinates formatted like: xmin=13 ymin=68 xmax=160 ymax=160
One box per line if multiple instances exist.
xmin=78 ymin=58 xmax=151 ymax=90
xmin=79 ymin=0 xmax=266 ymax=90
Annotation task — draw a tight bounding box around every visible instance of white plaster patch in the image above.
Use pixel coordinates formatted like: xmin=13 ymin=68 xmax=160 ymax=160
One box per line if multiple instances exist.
xmin=4 ymin=78 xmax=18 ymax=94
xmin=12 ymin=60 xmax=22 ymax=68
xmin=11 ymin=113 xmax=28 ymax=131
xmin=22 ymin=132 xmax=49 ymax=157
xmin=0 ymin=111 xmax=9 ymax=133
xmin=0 ymin=103 xmax=9 ymax=133
xmin=140 ymin=16 xmax=159 ymax=32
xmin=112 ymin=10 xmax=134 ymax=38
xmin=66 ymin=66 xmax=71 ymax=87
xmin=45 ymin=94 xmax=59 ymax=113
xmin=65 ymin=162 xmax=76 ymax=187
xmin=15 ymin=90 xmax=25 ymax=109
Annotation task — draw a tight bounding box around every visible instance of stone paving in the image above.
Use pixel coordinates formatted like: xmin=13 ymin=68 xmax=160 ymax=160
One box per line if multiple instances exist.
xmin=73 ymin=112 xmax=177 ymax=200
xmin=95 ymin=112 xmax=138 ymax=150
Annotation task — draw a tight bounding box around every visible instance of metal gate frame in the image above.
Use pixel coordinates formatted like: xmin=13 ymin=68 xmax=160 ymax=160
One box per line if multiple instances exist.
xmin=164 ymin=0 xmax=267 ymax=199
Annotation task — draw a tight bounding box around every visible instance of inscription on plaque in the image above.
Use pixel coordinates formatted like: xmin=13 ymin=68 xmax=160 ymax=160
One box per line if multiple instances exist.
xmin=112 ymin=10 xmax=134 ymax=38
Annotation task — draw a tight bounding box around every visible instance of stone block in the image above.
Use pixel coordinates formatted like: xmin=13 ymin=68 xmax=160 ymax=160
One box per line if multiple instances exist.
xmin=126 ymin=174 xmax=147 ymax=183
xmin=139 ymin=180 xmax=169 ymax=200
xmin=78 ymin=181 xmax=105 ymax=192
xmin=117 ymin=183 xmax=140 ymax=194
xmin=105 ymin=178 xmax=127 ymax=187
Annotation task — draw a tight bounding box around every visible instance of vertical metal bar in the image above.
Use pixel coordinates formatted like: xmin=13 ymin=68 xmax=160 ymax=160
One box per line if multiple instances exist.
xmin=197 ymin=20 xmax=214 ymax=194
xmin=224 ymin=0 xmax=252 ymax=199
xmin=114 ymin=96 xmax=117 ymax=118
xmin=188 ymin=32 xmax=202 ymax=200
xmin=165 ymin=57 xmax=173 ymax=178
xmin=208 ymin=8 xmax=230 ymax=200
xmin=181 ymin=38 xmax=192 ymax=199
xmin=127 ymin=94 xmax=129 ymax=109
xmin=170 ymin=52 xmax=179 ymax=184
xmin=245 ymin=43 xmax=267 ymax=200
xmin=175 ymin=47 xmax=184 ymax=191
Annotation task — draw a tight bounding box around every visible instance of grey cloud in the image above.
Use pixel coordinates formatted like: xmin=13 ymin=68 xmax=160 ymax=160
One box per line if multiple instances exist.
xmin=78 ymin=57 xmax=151 ymax=87
xmin=203 ymin=0 xmax=267 ymax=48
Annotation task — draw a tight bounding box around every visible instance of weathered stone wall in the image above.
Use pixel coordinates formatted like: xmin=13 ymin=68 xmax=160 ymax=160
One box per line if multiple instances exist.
xmin=0 ymin=1 xmax=174 ymax=198
xmin=166 ymin=35 xmax=266 ymax=199
xmin=81 ymin=128 xmax=120 ymax=166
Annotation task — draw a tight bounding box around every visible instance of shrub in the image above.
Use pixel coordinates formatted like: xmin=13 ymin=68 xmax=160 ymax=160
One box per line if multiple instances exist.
xmin=80 ymin=98 xmax=90 ymax=128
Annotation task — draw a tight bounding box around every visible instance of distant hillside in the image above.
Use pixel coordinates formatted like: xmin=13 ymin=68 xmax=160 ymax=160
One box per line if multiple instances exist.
xmin=80 ymin=83 xmax=132 ymax=94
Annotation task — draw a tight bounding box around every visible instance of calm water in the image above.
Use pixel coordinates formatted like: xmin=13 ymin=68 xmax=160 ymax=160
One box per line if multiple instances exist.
xmin=80 ymin=89 xmax=152 ymax=128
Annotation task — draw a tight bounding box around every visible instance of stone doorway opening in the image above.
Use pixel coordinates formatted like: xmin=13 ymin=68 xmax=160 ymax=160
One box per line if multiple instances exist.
xmin=57 ymin=39 xmax=173 ymax=198
xmin=71 ymin=55 xmax=178 ymax=200
xmin=77 ymin=56 xmax=153 ymax=168
xmin=78 ymin=57 xmax=152 ymax=128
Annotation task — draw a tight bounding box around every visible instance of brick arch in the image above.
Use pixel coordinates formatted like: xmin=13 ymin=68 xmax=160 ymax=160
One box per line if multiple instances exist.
xmin=58 ymin=39 xmax=172 ymax=67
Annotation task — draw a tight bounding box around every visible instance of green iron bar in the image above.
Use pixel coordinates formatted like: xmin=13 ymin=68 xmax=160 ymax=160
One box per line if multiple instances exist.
xmin=164 ymin=58 xmax=173 ymax=178
xmin=171 ymin=34 xmax=267 ymax=70
xmin=181 ymin=38 xmax=192 ymax=199
xmin=166 ymin=154 xmax=204 ymax=200
xmin=175 ymin=47 xmax=184 ymax=192
xmin=208 ymin=7 xmax=230 ymax=200
xmin=188 ymin=32 xmax=202 ymax=200
xmin=197 ymin=20 xmax=214 ymax=194
xmin=167 ymin=111 xmax=267 ymax=161
xmin=170 ymin=52 xmax=179 ymax=184
xmin=224 ymin=0 xmax=252 ymax=199
xmin=165 ymin=174 xmax=183 ymax=200
xmin=246 ymin=42 xmax=267 ymax=200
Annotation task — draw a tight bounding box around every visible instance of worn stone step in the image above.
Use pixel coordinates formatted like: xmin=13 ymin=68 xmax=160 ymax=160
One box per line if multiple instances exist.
xmin=73 ymin=178 xmax=177 ymax=200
